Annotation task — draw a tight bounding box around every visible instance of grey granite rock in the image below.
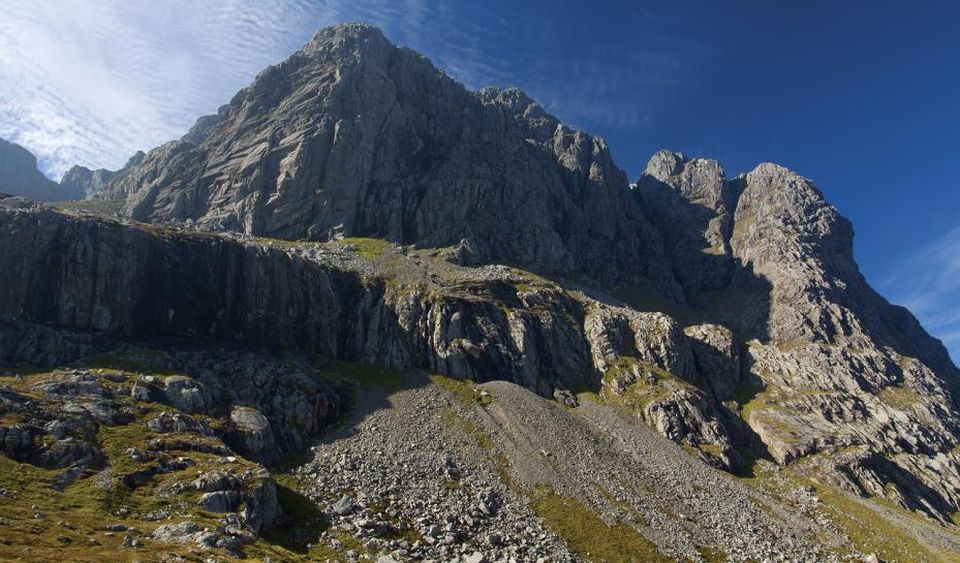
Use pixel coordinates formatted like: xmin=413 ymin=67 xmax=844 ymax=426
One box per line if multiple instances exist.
xmin=94 ymin=24 xmax=677 ymax=292
xmin=229 ymin=406 xmax=277 ymax=462
xmin=59 ymin=166 xmax=116 ymax=198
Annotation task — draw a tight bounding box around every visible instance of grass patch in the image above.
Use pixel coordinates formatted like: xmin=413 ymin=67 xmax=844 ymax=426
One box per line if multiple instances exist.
xmin=896 ymin=355 xmax=916 ymax=371
xmin=696 ymin=545 xmax=728 ymax=562
xmin=82 ymin=351 xmax=174 ymax=376
xmin=50 ymin=199 xmax=125 ymax=216
xmin=338 ymin=237 xmax=393 ymax=260
xmin=739 ymin=462 xmax=949 ymax=562
xmin=878 ymin=385 xmax=923 ymax=410
xmin=813 ymin=484 xmax=947 ymax=562
xmin=733 ymin=375 xmax=765 ymax=411
xmin=258 ymin=237 xmax=314 ymax=250
xmin=531 ymin=486 xmax=671 ymax=562
xmin=737 ymin=378 xmax=790 ymax=424
xmin=601 ymin=357 xmax=692 ymax=412
xmin=439 ymin=408 xmax=494 ymax=451
xmin=0 ymin=353 xmax=301 ymax=561
xmin=428 ymin=374 xmax=492 ymax=407
xmin=322 ymin=361 xmax=412 ymax=393
xmin=440 ymin=477 xmax=462 ymax=491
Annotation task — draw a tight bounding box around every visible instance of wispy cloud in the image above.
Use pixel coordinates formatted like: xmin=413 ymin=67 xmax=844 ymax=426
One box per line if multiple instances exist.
xmin=0 ymin=0 xmax=341 ymax=177
xmin=884 ymin=225 xmax=960 ymax=364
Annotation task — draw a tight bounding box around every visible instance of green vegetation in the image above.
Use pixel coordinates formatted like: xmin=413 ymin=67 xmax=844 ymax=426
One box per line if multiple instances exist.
xmin=774 ymin=338 xmax=809 ymax=353
xmin=739 ymin=461 xmax=951 ymax=562
xmin=733 ymin=374 xmax=765 ymax=410
xmin=429 ymin=373 xmax=492 ymax=407
xmin=0 ymin=353 xmax=355 ymax=562
xmin=0 ymin=455 xmax=151 ymax=562
xmin=439 ymin=408 xmax=494 ymax=451
xmin=732 ymin=209 xmax=755 ymax=242
xmin=323 ymin=360 xmax=413 ymax=393
xmin=338 ymin=237 xmax=393 ymax=260
xmin=696 ymin=545 xmax=728 ymax=562
xmin=879 ymin=385 xmax=923 ymax=410
xmin=260 ymin=482 xmax=329 ymax=553
xmin=814 ymin=484 xmax=948 ymax=562
xmin=530 ymin=486 xmax=672 ymax=563
xmin=49 ymin=199 xmax=125 ymax=216
xmin=83 ymin=350 xmax=175 ymax=376
xmin=595 ymin=484 xmax=651 ymax=527
xmin=440 ymin=476 xmax=463 ymax=491
xmin=258 ymin=236 xmax=314 ymax=250
xmin=600 ymin=357 xmax=691 ymax=412
xmin=896 ymin=355 xmax=916 ymax=371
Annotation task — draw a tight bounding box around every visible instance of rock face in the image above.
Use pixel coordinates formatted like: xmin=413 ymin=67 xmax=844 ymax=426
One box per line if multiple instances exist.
xmin=58 ymin=151 xmax=145 ymax=199
xmin=0 ymin=138 xmax=84 ymax=201
xmin=59 ymin=166 xmax=116 ymax=198
xmin=3 ymin=22 xmax=960 ymax=536
xmin=95 ymin=24 xmax=675 ymax=291
xmin=634 ymin=151 xmax=960 ymax=519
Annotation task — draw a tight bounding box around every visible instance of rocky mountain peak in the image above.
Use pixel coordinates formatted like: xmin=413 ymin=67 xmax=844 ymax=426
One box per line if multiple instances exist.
xmin=733 ymin=162 xmax=854 ymax=267
xmin=93 ymin=24 xmax=670 ymax=289
xmin=0 ymin=137 xmax=83 ymax=201
xmin=643 ymin=149 xmax=688 ymax=181
xmin=303 ymin=22 xmax=391 ymax=55
xmin=60 ymin=165 xmax=116 ymax=198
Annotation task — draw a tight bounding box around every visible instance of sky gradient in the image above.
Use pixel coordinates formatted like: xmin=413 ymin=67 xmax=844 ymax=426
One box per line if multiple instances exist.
xmin=1 ymin=0 xmax=957 ymax=361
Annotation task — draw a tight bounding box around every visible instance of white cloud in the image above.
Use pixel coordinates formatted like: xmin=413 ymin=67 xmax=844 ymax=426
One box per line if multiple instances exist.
xmin=885 ymin=225 xmax=960 ymax=364
xmin=0 ymin=0 xmax=342 ymax=178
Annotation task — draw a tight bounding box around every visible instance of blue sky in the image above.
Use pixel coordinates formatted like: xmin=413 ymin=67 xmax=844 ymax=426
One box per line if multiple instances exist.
xmin=0 ymin=0 xmax=957 ymax=361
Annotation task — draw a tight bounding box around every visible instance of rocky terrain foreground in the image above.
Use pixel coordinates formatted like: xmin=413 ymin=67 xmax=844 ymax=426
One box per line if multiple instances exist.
xmin=1 ymin=22 xmax=960 ymax=562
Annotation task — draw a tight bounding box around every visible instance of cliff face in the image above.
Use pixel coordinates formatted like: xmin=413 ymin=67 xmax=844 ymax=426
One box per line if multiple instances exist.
xmin=0 ymin=197 xmax=748 ymax=465
xmin=3 ymin=22 xmax=959 ymax=539
xmin=4 ymin=186 xmax=960 ymax=521
xmin=636 ymin=152 xmax=960 ymax=519
xmin=59 ymin=166 xmax=116 ymax=198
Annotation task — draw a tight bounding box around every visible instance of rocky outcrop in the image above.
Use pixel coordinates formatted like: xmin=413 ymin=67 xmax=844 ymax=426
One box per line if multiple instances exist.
xmin=725 ymin=163 xmax=960 ymax=516
xmin=58 ymin=151 xmax=145 ymax=200
xmin=0 ymin=138 xmax=84 ymax=201
xmin=59 ymin=166 xmax=116 ymax=198
xmin=4 ymin=180 xmax=960 ymax=511
xmin=632 ymin=151 xmax=960 ymax=517
xmin=227 ymin=406 xmax=277 ymax=462
xmin=585 ymin=306 xmax=746 ymax=469
xmin=635 ymin=150 xmax=739 ymax=296
xmin=0 ymin=197 xmax=344 ymax=353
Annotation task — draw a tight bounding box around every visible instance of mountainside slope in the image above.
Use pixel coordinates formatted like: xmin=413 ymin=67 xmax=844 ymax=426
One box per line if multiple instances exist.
xmin=1 ymin=21 xmax=959 ymax=561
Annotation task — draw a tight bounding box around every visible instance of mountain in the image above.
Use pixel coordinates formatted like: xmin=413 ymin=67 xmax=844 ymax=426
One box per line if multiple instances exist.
xmin=1 ymin=22 xmax=958 ymax=561
xmin=96 ymin=24 xmax=673 ymax=291
xmin=0 ymin=137 xmax=84 ymax=201
xmin=59 ymin=165 xmax=115 ymax=198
